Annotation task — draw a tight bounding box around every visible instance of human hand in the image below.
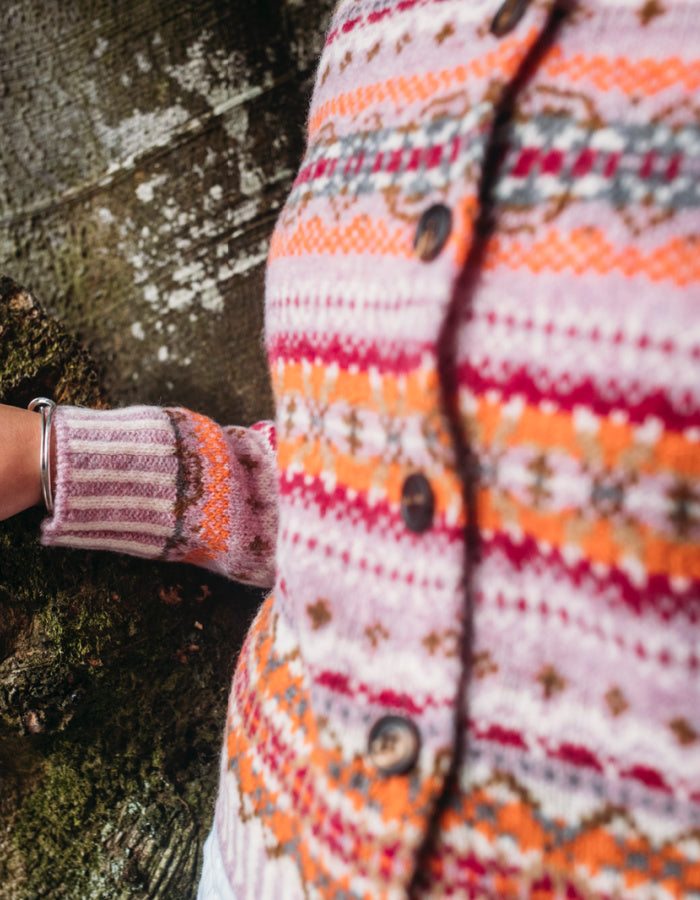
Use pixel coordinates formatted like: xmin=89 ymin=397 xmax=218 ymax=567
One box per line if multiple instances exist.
xmin=0 ymin=403 xmax=45 ymax=520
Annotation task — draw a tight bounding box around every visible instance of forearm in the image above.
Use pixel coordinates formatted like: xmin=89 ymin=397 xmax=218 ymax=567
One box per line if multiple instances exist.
xmin=0 ymin=403 xmax=46 ymax=519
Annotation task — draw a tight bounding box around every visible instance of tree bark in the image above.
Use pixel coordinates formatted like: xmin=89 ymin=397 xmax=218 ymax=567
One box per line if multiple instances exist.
xmin=0 ymin=2 xmax=334 ymax=897
xmin=1 ymin=0 xmax=333 ymax=424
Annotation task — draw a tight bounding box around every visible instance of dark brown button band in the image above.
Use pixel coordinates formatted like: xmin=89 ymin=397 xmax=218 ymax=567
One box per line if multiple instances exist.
xmin=413 ymin=204 xmax=452 ymax=262
xmin=490 ymin=0 xmax=531 ymax=36
xmin=368 ymin=716 xmax=420 ymax=776
xmin=401 ymin=473 xmax=434 ymax=534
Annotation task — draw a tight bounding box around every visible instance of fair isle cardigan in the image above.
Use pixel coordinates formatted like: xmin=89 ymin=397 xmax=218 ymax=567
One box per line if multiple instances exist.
xmin=43 ymin=0 xmax=700 ymax=897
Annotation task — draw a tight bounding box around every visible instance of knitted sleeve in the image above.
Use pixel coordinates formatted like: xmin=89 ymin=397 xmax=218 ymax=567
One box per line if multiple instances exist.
xmin=40 ymin=406 xmax=278 ymax=588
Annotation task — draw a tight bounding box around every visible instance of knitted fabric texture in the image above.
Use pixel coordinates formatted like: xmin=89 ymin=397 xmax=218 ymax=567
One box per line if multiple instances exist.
xmin=44 ymin=0 xmax=700 ymax=898
xmin=43 ymin=407 xmax=278 ymax=587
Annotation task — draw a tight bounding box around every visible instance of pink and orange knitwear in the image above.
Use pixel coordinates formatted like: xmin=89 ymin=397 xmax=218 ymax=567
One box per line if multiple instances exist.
xmin=42 ymin=0 xmax=699 ymax=897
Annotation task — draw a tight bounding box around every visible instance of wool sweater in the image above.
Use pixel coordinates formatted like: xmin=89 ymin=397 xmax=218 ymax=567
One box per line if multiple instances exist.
xmin=42 ymin=0 xmax=700 ymax=897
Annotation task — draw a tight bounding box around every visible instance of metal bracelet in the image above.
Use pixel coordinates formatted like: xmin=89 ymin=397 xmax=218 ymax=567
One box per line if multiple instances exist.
xmin=27 ymin=397 xmax=57 ymax=513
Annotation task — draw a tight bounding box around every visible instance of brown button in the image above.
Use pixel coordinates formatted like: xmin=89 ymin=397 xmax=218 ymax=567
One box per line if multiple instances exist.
xmin=413 ymin=204 xmax=452 ymax=261
xmin=490 ymin=0 xmax=531 ymax=36
xmin=368 ymin=716 xmax=420 ymax=776
xmin=401 ymin=473 xmax=434 ymax=533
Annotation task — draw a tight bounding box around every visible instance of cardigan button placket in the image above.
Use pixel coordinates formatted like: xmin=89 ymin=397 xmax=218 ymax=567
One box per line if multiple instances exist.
xmin=368 ymin=716 xmax=421 ymax=776
xmin=414 ymin=204 xmax=452 ymax=261
xmin=401 ymin=473 xmax=435 ymax=533
xmin=490 ymin=0 xmax=531 ymax=36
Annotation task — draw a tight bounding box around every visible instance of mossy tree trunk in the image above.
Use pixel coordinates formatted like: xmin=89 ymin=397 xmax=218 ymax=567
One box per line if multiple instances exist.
xmin=0 ymin=2 xmax=333 ymax=897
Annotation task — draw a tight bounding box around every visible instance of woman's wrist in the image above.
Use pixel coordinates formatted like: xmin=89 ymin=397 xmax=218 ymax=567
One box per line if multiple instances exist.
xmin=0 ymin=403 xmax=48 ymax=520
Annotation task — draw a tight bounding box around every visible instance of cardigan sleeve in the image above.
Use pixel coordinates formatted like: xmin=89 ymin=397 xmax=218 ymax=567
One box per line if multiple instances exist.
xmin=40 ymin=405 xmax=279 ymax=588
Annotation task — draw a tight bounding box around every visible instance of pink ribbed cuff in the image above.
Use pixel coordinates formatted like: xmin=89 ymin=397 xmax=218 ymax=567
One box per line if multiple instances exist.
xmin=41 ymin=405 xmax=180 ymax=560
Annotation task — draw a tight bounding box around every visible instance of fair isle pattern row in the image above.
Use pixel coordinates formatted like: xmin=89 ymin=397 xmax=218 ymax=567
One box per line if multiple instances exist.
xmin=42 ymin=0 xmax=700 ymax=898
xmin=290 ymin=117 xmax=700 ymax=215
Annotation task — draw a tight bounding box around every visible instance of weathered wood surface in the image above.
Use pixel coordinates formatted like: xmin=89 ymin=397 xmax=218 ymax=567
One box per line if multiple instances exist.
xmin=0 ymin=2 xmax=333 ymax=897
xmin=1 ymin=0 xmax=333 ymax=424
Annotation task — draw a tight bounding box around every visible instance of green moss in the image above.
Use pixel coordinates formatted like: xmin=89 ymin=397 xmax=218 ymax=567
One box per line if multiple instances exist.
xmin=0 ymin=276 xmax=102 ymax=409
xmin=1 ymin=529 xmax=260 ymax=898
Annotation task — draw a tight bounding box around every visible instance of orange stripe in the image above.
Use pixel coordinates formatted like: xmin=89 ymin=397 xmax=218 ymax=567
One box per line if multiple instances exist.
xmin=269 ymin=214 xmax=413 ymax=261
xmin=269 ymin=195 xmax=477 ymax=264
xmin=183 ymin=413 xmax=231 ymax=564
xmin=480 ymin=488 xmax=700 ymax=580
xmin=656 ymin=431 xmax=700 ymax=478
xmin=308 ymin=33 xmax=536 ymax=137
xmin=272 ymin=216 xmax=699 ymax=287
xmin=544 ymin=45 xmax=700 ymax=96
xmin=273 ymin=360 xmax=441 ymax=415
xmin=504 ymin=403 xmax=582 ymax=458
xmin=477 ymin=396 xmax=700 ymax=476
xmin=485 ymin=228 xmax=700 ymax=287
xmin=277 ymin=434 xmax=463 ymax=513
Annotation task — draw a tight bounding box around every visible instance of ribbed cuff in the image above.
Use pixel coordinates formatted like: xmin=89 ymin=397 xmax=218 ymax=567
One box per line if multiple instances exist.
xmin=41 ymin=406 xmax=180 ymax=559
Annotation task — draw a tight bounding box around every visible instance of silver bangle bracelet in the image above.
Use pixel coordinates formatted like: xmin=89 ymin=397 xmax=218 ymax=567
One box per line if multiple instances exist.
xmin=28 ymin=397 xmax=57 ymax=513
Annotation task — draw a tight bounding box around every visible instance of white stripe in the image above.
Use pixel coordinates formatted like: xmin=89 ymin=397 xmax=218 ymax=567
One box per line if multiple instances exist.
xmin=65 ymin=520 xmax=173 ymax=537
xmin=69 ymin=495 xmax=173 ymax=512
xmin=71 ymin=468 xmax=177 ymax=486
xmin=51 ymin=535 xmax=161 ymax=556
xmin=68 ymin=418 xmax=172 ymax=433
xmin=64 ymin=405 xmax=162 ymax=420
xmin=67 ymin=439 xmax=174 ymax=455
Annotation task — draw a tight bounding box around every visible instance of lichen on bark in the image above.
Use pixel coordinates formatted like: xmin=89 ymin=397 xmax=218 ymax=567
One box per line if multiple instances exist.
xmin=1 ymin=0 xmax=334 ymax=424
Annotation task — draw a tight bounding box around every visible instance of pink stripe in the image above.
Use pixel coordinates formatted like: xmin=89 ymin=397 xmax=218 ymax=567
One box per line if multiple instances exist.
xmin=474 ymin=727 xmax=602 ymax=772
xmin=268 ymin=332 xmax=429 ymax=375
xmin=65 ymin=481 xmax=174 ymax=499
xmin=67 ymin=427 xmax=174 ymax=446
xmin=459 ymin=360 xmax=700 ymax=428
xmin=293 ymin=137 xmax=466 ymax=191
xmin=474 ymin=726 xmax=678 ymax=794
xmin=60 ymin=529 xmax=165 ymax=550
xmin=268 ymin=333 xmax=698 ymax=427
xmin=505 ymin=145 xmax=687 ymax=183
xmin=64 ymin=456 xmax=177 ymax=473
xmin=315 ymin=670 xmax=431 ymax=714
xmin=666 ymin=154 xmax=682 ymax=180
xmin=483 ymin=531 xmax=700 ymax=624
xmin=326 ymin=0 xmax=430 ymax=45
xmin=513 ymin=147 xmax=539 ymax=177
xmin=63 ymin=506 xmax=173 ymax=525
xmin=604 ymin=151 xmax=620 ymax=177
xmin=571 ymin=147 xmax=596 ymax=177
xmin=541 ymin=148 xmax=564 ymax=174
xmin=640 ymin=150 xmax=655 ymax=179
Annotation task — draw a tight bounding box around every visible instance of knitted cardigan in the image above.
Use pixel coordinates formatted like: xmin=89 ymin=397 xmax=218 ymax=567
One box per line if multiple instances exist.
xmin=43 ymin=0 xmax=700 ymax=897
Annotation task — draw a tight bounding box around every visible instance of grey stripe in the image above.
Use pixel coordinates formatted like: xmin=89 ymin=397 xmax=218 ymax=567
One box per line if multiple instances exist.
xmin=496 ymin=114 xmax=700 ymax=209
xmin=285 ymin=111 xmax=700 ymax=212
xmin=286 ymin=106 xmax=491 ymax=206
